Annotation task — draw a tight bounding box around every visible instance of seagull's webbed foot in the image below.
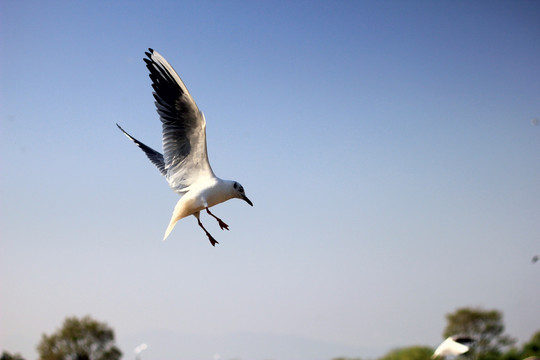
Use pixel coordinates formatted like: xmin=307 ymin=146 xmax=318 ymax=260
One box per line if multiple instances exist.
xmin=206 ymin=207 xmax=229 ymax=231
xmin=197 ymin=218 xmax=219 ymax=247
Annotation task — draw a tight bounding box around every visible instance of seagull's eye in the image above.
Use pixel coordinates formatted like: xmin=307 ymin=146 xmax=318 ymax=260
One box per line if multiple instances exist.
xmin=233 ymin=182 xmax=238 ymax=190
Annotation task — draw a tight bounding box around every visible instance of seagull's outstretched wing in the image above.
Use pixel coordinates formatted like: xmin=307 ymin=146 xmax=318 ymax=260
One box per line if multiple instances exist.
xmin=144 ymin=48 xmax=215 ymax=192
xmin=432 ymin=336 xmax=472 ymax=359
xmin=117 ymin=123 xmax=166 ymax=176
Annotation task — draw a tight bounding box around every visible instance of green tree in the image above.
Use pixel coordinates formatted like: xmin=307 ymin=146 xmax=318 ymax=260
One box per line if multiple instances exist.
xmin=37 ymin=315 xmax=122 ymax=360
xmin=1 ymin=352 xmax=26 ymax=360
xmin=378 ymin=346 xmax=434 ymax=360
xmin=443 ymin=307 xmax=516 ymax=360
xmin=500 ymin=330 xmax=540 ymax=360
xmin=521 ymin=330 xmax=540 ymax=359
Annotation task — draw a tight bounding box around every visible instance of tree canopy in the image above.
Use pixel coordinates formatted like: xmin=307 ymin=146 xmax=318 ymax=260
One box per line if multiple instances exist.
xmin=37 ymin=315 xmax=122 ymax=360
xmin=0 ymin=352 xmax=26 ymax=360
xmin=521 ymin=331 xmax=540 ymax=358
xmin=2 ymin=309 xmax=535 ymax=360
xmin=378 ymin=346 xmax=434 ymax=360
xmin=443 ymin=307 xmax=516 ymax=360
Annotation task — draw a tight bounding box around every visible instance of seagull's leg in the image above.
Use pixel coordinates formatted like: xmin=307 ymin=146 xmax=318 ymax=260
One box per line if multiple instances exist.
xmin=197 ymin=217 xmax=219 ymax=247
xmin=206 ymin=207 xmax=229 ymax=231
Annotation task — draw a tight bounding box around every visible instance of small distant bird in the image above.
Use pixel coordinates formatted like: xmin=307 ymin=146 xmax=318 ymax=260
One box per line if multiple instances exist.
xmin=432 ymin=335 xmax=474 ymax=358
xmin=532 ymin=255 xmax=539 ymax=264
xmin=134 ymin=343 xmax=148 ymax=354
xmin=118 ymin=49 xmax=252 ymax=246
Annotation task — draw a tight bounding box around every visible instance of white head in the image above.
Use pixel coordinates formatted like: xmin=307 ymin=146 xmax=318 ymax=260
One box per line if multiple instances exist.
xmin=231 ymin=181 xmax=253 ymax=206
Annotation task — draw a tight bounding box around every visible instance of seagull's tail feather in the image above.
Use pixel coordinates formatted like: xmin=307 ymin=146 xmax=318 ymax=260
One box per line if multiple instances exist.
xmin=163 ymin=218 xmax=178 ymax=241
xmin=163 ymin=198 xmax=190 ymax=241
xmin=116 ymin=123 xmax=167 ymax=177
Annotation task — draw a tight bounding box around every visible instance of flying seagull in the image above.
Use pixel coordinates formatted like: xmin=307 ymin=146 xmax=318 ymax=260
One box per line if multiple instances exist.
xmin=432 ymin=335 xmax=474 ymax=358
xmin=134 ymin=343 xmax=148 ymax=354
xmin=117 ymin=48 xmax=252 ymax=246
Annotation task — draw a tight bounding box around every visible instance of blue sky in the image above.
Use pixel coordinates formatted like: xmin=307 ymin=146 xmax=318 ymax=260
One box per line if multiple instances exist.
xmin=1 ymin=1 xmax=539 ymax=360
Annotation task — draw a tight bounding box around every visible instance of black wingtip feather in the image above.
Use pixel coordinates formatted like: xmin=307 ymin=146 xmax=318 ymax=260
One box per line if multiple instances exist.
xmin=116 ymin=123 xmax=130 ymax=136
xmin=116 ymin=123 xmax=167 ymax=177
xmin=454 ymin=336 xmax=475 ymax=344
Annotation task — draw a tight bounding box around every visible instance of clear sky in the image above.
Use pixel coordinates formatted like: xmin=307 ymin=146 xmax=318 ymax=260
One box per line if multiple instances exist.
xmin=1 ymin=1 xmax=539 ymax=360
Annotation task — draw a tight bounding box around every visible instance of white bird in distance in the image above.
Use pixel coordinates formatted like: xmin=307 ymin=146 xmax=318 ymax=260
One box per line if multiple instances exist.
xmin=117 ymin=49 xmax=252 ymax=246
xmin=134 ymin=343 xmax=148 ymax=354
xmin=432 ymin=335 xmax=474 ymax=358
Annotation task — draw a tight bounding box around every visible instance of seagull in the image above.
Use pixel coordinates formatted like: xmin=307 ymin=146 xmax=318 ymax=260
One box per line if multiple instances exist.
xmin=117 ymin=48 xmax=252 ymax=246
xmin=134 ymin=343 xmax=148 ymax=354
xmin=432 ymin=335 xmax=474 ymax=358
xmin=532 ymin=255 xmax=539 ymax=264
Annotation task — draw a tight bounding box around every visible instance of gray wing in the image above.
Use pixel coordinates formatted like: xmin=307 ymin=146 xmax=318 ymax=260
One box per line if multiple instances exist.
xmin=144 ymin=48 xmax=215 ymax=191
xmin=117 ymin=124 xmax=166 ymax=176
